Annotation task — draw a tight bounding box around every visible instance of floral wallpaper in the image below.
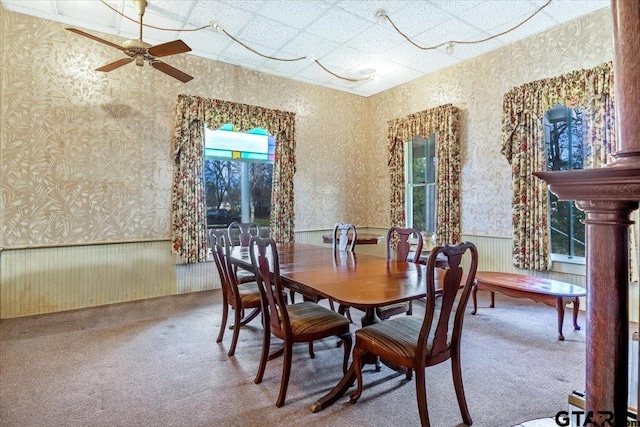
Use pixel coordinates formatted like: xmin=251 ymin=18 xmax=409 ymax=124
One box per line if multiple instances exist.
xmin=367 ymin=8 xmax=613 ymax=238
xmin=0 ymin=6 xmax=614 ymax=247
xmin=0 ymin=8 xmax=367 ymax=247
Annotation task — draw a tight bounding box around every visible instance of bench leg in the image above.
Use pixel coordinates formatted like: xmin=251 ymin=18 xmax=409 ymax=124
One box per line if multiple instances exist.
xmin=556 ymin=297 xmax=565 ymax=341
xmin=572 ymin=297 xmax=581 ymax=331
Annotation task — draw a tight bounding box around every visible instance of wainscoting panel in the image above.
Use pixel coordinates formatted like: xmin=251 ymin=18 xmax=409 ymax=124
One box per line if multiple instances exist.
xmin=1 ymin=231 xmax=635 ymax=321
xmin=0 ymin=241 xmax=178 ymax=318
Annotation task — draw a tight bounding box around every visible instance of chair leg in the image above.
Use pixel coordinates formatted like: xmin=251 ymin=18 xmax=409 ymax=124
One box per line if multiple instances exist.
xmin=308 ymin=341 xmax=316 ymax=359
xmin=329 ymin=299 xmax=335 ymax=311
xmin=340 ymin=333 xmax=352 ymax=373
xmin=405 ymin=368 xmax=413 ymax=381
xmin=254 ymin=316 xmax=271 ymax=384
xmin=276 ymin=341 xmax=294 ymax=407
xmin=228 ymin=308 xmax=242 ymax=357
xmin=415 ymin=364 xmax=431 ymax=427
xmin=349 ymin=347 xmax=366 ymax=403
xmin=217 ymin=302 xmax=229 ymax=343
xmin=407 ymin=300 xmax=413 ymax=316
xmin=451 ymin=350 xmax=472 ymax=425
xmin=289 ymin=290 xmax=295 ymax=304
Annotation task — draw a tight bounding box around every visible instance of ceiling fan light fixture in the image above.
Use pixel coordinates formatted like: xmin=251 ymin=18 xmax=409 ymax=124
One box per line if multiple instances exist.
xmin=134 ymin=54 xmax=145 ymax=66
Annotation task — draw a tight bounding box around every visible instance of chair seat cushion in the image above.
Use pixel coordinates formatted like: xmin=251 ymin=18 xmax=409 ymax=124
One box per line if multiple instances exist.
xmin=355 ymin=317 xmax=426 ymax=362
xmin=235 ymin=282 xmax=262 ymax=307
xmin=236 ymin=269 xmax=256 ymax=284
xmin=376 ymin=302 xmax=409 ymax=319
xmin=286 ymin=301 xmax=350 ymax=340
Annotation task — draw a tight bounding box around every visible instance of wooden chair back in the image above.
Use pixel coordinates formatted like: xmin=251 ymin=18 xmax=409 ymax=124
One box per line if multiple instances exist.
xmin=209 ymin=229 xmax=239 ymax=305
xmin=386 ymin=226 xmax=423 ymax=263
xmin=249 ymin=236 xmax=289 ymax=335
xmin=332 ymin=223 xmax=357 ymax=252
xmin=419 ymin=242 xmax=479 ymax=363
xmin=228 ymin=221 xmax=260 ymax=247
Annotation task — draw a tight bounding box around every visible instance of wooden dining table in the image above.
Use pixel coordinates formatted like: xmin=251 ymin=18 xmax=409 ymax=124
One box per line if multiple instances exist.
xmin=228 ymin=243 xmax=431 ymax=412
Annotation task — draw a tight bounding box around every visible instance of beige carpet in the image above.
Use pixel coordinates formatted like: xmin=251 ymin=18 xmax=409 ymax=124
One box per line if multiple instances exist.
xmin=0 ymin=290 xmax=586 ymax=427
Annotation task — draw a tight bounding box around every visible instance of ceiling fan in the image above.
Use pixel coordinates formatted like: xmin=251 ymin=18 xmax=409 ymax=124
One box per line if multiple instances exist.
xmin=66 ymin=0 xmax=193 ymax=83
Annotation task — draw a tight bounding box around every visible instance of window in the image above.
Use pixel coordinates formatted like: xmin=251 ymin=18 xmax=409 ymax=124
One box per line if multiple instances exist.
xmin=203 ymin=124 xmax=275 ymax=228
xmin=405 ymin=134 xmax=436 ymax=233
xmin=544 ymin=105 xmax=587 ymax=259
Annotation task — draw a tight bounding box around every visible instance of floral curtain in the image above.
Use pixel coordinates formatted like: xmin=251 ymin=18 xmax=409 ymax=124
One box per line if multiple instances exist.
xmin=388 ymin=104 xmax=461 ymax=244
xmin=501 ymin=62 xmax=615 ymax=270
xmin=171 ymin=94 xmax=296 ymax=264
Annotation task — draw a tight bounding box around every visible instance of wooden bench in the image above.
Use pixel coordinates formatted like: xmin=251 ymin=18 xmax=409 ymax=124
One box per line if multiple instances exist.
xmin=471 ymin=271 xmax=586 ymax=341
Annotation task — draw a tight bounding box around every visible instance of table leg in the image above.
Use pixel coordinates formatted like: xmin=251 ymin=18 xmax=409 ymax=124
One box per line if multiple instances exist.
xmin=490 ymin=291 xmax=495 ymax=308
xmin=572 ymin=296 xmax=581 ymax=331
xmin=310 ymin=306 xmax=403 ymax=412
xmin=556 ymin=297 xmax=565 ymax=341
xmin=310 ymin=365 xmax=357 ymax=413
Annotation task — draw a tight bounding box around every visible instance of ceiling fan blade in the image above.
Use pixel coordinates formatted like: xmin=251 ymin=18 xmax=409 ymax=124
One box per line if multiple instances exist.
xmin=147 ymin=40 xmax=192 ymax=58
xmin=66 ymin=28 xmax=125 ymax=51
xmin=150 ymin=61 xmax=193 ymax=83
xmin=96 ymin=58 xmax=134 ymax=72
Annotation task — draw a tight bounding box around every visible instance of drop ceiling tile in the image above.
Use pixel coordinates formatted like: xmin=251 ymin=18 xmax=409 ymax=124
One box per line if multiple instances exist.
xmin=295 ymin=61 xmax=340 ymax=82
xmin=56 ymin=0 xmax=118 ymax=28
xmin=279 ymin=31 xmax=339 ymax=60
xmin=382 ymin=2 xmax=454 ymax=38
xmin=350 ymin=77 xmax=397 ymax=96
xmin=347 ymin=25 xmax=405 ymax=55
xmin=347 ymin=56 xmax=404 ymax=79
xmin=427 ymin=0 xmax=485 ymax=15
xmin=318 ymin=45 xmax=378 ymax=71
xmin=218 ymin=39 xmax=273 ymax=68
xmin=411 ymin=18 xmax=487 ymax=49
xmin=221 ymin=0 xmax=267 ymax=14
xmin=384 ymin=42 xmax=459 ymax=74
xmin=236 ymin=16 xmax=301 ymax=51
xmin=373 ymin=64 xmax=424 ymax=85
xmin=335 ymin=0 xmax=409 ymax=21
xmin=180 ymin=29 xmax=231 ymax=56
xmin=304 ymin=7 xmax=373 ymax=44
xmin=458 ymin=1 xmax=540 ymax=32
xmin=186 ymin=1 xmax=254 ymax=33
xmin=5 ymin=0 xmax=54 ymax=16
xmin=145 ymin=0 xmax=195 ymax=22
xmin=118 ymin=6 xmax=182 ymax=42
xmin=255 ymin=0 xmax=331 ymax=30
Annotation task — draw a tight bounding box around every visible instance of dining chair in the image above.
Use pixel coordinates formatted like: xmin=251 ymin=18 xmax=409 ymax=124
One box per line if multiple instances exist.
xmin=333 ymin=222 xmax=357 ymax=251
xmin=349 ymin=241 xmax=479 ymax=427
xmin=209 ymin=229 xmax=262 ymax=357
xmin=249 ymin=236 xmax=353 ymax=407
xmin=332 ymin=222 xmax=357 ymax=322
xmin=228 ymin=221 xmax=261 ymax=247
xmin=288 ymin=222 xmax=356 ymax=307
xmin=227 ymin=221 xmax=261 ymax=283
xmin=377 ymin=226 xmax=424 ymax=319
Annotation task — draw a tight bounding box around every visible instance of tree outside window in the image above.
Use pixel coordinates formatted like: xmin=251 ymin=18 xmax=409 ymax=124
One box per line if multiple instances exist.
xmin=203 ymin=126 xmax=274 ymax=228
xmin=406 ymin=134 xmax=436 ymax=234
xmin=544 ymin=105 xmax=587 ymax=258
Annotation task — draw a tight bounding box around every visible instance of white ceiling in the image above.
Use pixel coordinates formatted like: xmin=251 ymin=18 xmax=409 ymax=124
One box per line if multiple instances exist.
xmin=0 ymin=0 xmax=610 ymax=97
